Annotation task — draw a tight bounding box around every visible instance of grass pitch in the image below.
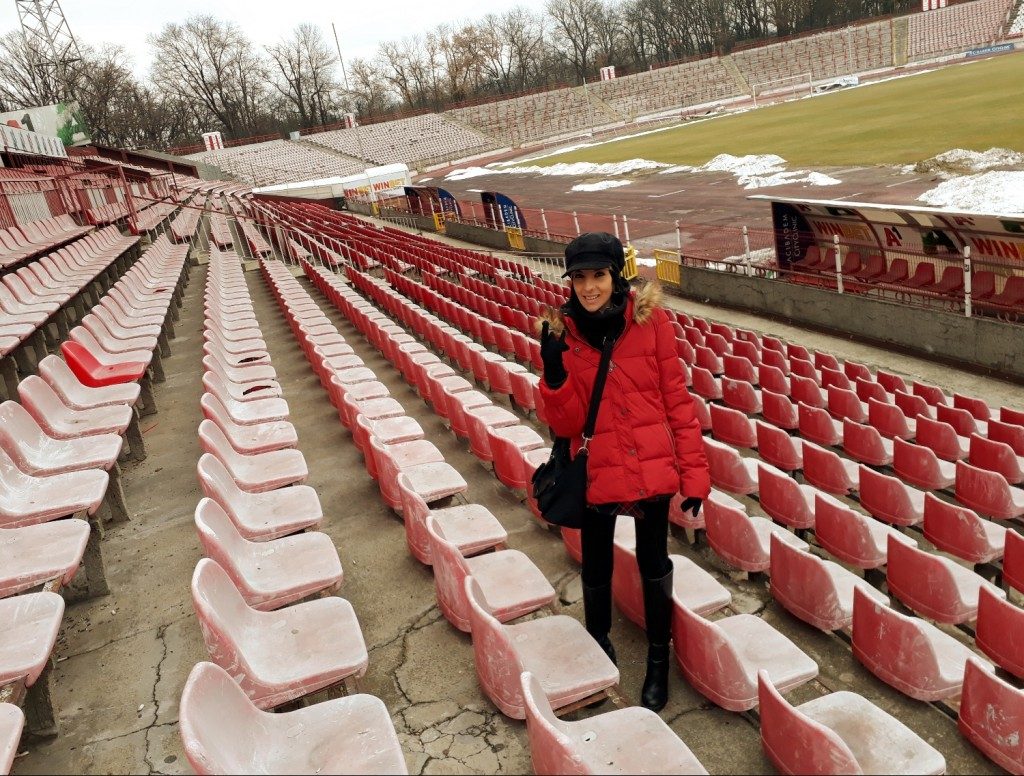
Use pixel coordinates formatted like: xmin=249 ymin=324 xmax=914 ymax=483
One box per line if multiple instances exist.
xmin=538 ymin=53 xmax=1024 ymax=168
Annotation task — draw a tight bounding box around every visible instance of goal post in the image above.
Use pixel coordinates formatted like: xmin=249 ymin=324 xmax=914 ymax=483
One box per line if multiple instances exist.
xmin=750 ymin=72 xmax=814 ymax=107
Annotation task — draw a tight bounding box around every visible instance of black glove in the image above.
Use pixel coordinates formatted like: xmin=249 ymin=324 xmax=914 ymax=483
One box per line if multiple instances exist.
xmin=540 ymin=320 xmax=569 ymax=388
xmin=680 ymin=497 xmax=703 ymax=518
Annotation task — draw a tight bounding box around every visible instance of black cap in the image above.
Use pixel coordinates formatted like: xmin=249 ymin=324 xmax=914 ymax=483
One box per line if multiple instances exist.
xmin=562 ymin=232 xmax=625 ymax=278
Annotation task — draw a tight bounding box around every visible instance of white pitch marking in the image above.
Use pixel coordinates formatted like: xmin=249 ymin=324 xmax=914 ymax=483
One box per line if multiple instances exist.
xmin=832 ymin=192 xmax=864 ymax=200
xmin=648 ymin=188 xmax=687 ymax=198
xmin=886 ymin=177 xmax=922 ymax=188
xmin=830 ymin=166 xmax=864 ymax=175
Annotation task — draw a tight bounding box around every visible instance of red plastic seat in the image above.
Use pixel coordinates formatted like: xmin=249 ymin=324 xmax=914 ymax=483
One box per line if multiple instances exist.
xmin=969 ymin=433 xmax=1024 ymax=484
xmin=922 ymin=265 xmax=964 ymax=295
xmin=826 ymin=386 xmax=867 ymax=423
xmin=895 ymin=389 xmax=934 ymax=422
xmin=791 ymin=376 xmax=826 ymax=411
xmin=905 ymin=262 xmax=936 ymax=289
xmin=916 ymin=414 xmax=968 ymax=461
xmin=671 ymin=605 xmax=817 ymax=712
xmin=798 ymin=403 xmax=842 ymax=447
xmin=858 ymin=465 xmax=924 ymax=526
xmin=757 ymin=670 xmax=944 ymax=775
xmin=769 ymin=534 xmax=887 ymax=632
xmin=922 ymin=492 xmax=1005 ymax=565
xmin=757 ymin=364 xmax=790 ymax=396
xmin=704 ymin=438 xmax=759 ymax=495
xmin=723 ymin=354 xmax=757 ymax=384
xmin=976 ymin=586 xmax=1024 ymax=680
xmin=867 ymin=397 xmax=915 ymax=440
xmin=790 ymin=358 xmax=820 ymax=385
xmin=757 ymin=464 xmax=816 ymax=529
xmin=60 ymin=340 xmax=147 ymax=387
xmin=694 ymin=346 xmax=722 ymax=375
xmin=762 ymin=390 xmax=798 ymax=430
xmin=842 ymin=419 xmax=892 ymax=466
xmin=721 ymin=378 xmax=762 ymax=415
xmin=801 ymin=441 xmax=858 ymax=495
xmin=937 ymin=403 xmax=987 ymax=439
xmin=955 ymin=460 xmax=1024 ymax=519
xmin=990 ymin=419 xmax=1024 ymax=456
xmin=703 ymin=495 xmax=808 ymax=572
xmin=988 ymin=275 xmax=1024 ymax=309
xmin=959 ymin=658 xmax=1024 ymax=773
xmin=487 ymin=425 xmax=546 ymax=491
xmin=1005 ymin=531 xmax=1024 ymax=594
xmin=855 ymin=377 xmax=889 ymax=405
xmin=760 ymin=347 xmax=789 ymax=375
xmin=813 ymin=494 xmax=913 ymax=570
xmin=877 ymin=368 xmax=909 ymax=396
xmin=755 ymin=421 xmax=802 ymax=471
xmin=1002 ymin=406 xmax=1024 ymax=427
xmin=818 ymin=366 xmax=851 ymax=392
xmin=851 ymin=587 xmax=985 ymax=701
xmin=690 ymin=366 xmax=722 ymax=401
xmin=954 ymin=392 xmax=993 ymax=422
xmin=710 ymin=404 xmax=756 ymax=449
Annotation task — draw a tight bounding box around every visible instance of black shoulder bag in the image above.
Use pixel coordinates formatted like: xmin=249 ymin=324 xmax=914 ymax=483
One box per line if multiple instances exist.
xmin=531 ymin=339 xmax=614 ymax=528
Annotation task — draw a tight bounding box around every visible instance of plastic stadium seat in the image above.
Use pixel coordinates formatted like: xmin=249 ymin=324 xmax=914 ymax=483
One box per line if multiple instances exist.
xmin=818 ymin=367 xmax=851 ymax=392
xmin=190 ymin=559 xmax=368 ymax=709
xmin=671 ymin=604 xmax=817 ymax=712
xmin=798 ymin=403 xmax=841 ymax=447
xmin=922 ymin=265 xmax=964 ymax=296
xmin=704 ymin=495 xmax=808 ymax=572
xmin=757 ymin=671 xmax=944 ymax=775
xmin=0 ymin=401 xmax=122 ymax=476
xmin=710 ymin=404 xmax=756 ymax=449
xmin=858 ymin=466 xmax=924 ymax=526
xmin=760 ymin=348 xmax=790 ymax=375
xmin=905 ymin=262 xmax=936 ymax=289
xmin=426 ymin=515 xmax=554 ymax=633
xmin=1005 ymin=531 xmax=1024 ymax=594
xmin=826 ymin=386 xmax=866 ymax=423
xmin=886 ymin=535 xmax=1004 ymax=624
xmin=178 ymin=662 xmax=407 ymax=776
xmin=521 ymin=671 xmax=708 ymax=776
xmin=789 ymin=358 xmax=819 ymax=384
xmin=988 ymin=276 xmax=1024 ymax=309
xmin=198 ymin=421 xmax=307 ymax=493
xmin=922 ymin=492 xmax=1005 ymax=565
xmin=954 ymin=392 xmax=993 ymax=422
xmin=801 ymin=442 xmax=858 ymax=495
xmin=19 ymin=375 xmax=132 ymax=439
xmin=758 ymin=364 xmax=790 ymax=396
xmin=852 ymin=253 xmax=886 ymax=282
xmin=38 ymin=354 xmax=140 ymax=409
xmin=971 ymin=271 xmax=996 ymax=301
xmin=691 ymin=393 xmax=712 ymax=432
xmin=842 ymin=419 xmax=892 ymax=466
xmin=668 ymin=488 xmax=743 ymax=533
xmin=989 ymin=419 xmax=1024 ymax=456
xmin=813 ymin=494 xmax=914 ymax=570
xmin=0 ymin=703 xmax=23 ymax=775
xmin=200 ymin=398 xmax=297 ymax=455
xmin=959 ymin=658 xmax=1024 ymax=774
xmin=852 ymin=587 xmax=987 ymax=701
xmin=955 ymin=460 xmax=1024 ymax=519
xmin=762 ymin=390 xmax=798 ymax=430
xmin=976 ymin=587 xmax=1024 ymax=680
xmin=876 ymin=368 xmax=909 ymax=396
xmin=755 ymin=421 xmax=802 ymax=471
xmin=721 ymin=378 xmax=762 ymax=415
xmin=194 ymin=499 xmax=342 ymax=611
xmin=464 ymin=578 xmax=619 ymax=719
xmin=937 ymin=403 xmax=987 ymax=439
xmin=60 ymin=340 xmax=147 ymax=387
xmin=855 ymin=377 xmax=890 ymax=405
xmin=0 ymin=447 xmax=108 ymax=528
xmin=769 ymin=534 xmax=887 ymax=632
xmin=703 ymin=438 xmax=759 ymax=495
xmin=969 ymin=433 xmax=1024 ymax=484
xmin=368 ymin=435 xmax=466 ymax=512
xmin=916 ymin=415 xmax=969 ymax=461
xmin=723 ymin=354 xmax=757 ymax=384
xmin=757 ymin=465 xmax=817 ymax=530
xmin=0 ymin=520 xmax=90 ymax=598
xmin=867 ymin=398 xmax=915 ymax=440
xmin=197 ymin=454 xmax=322 ymax=541
xmin=690 ymin=366 xmax=722 ymax=401
xmin=488 ymin=426 xmax=547 ymax=491
xmin=0 ymin=592 xmax=64 ymax=690
xmin=1002 ymin=406 xmax=1024 ymax=427
xmin=895 ymin=389 xmax=934 ymax=422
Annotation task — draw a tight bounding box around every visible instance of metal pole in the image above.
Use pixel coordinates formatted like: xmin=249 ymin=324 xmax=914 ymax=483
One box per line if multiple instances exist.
xmin=572 ymin=210 xmax=580 ymax=236
xmin=742 ymin=225 xmax=752 ymax=276
xmin=582 ymin=74 xmax=595 ymax=136
xmin=622 ymin=215 xmax=631 ymax=244
xmin=541 ymin=208 xmax=550 ymax=240
xmin=833 ymin=235 xmax=844 ymax=294
xmin=963 ymin=246 xmax=972 ymax=318
xmin=332 ymin=22 xmax=366 ymax=162
xmin=613 ymin=214 xmax=620 ymax=240
xmin=675 ymin=220 xmax=682 ymax=253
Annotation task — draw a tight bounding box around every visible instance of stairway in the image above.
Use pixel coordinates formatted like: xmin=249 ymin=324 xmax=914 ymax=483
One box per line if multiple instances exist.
xmin=892 ymin=17 xmax=910 ymax=67
xmin=721 ymin=55 xmax=751 ymax=95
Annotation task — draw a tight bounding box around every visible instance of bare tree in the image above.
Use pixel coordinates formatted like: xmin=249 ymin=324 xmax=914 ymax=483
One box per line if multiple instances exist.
xmin=346 ymin=57 xmax=395 ymax=117
xmin=0 ymin=30 xmax=66 ymax=111
xmin=267 ymin=24 xmax=340 ymax=127
xmin=547 ymin=0 xmax=604 ymax=79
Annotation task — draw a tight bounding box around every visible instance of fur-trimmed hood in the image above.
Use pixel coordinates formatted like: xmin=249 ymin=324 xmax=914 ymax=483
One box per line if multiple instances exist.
xmin=535 ymin=280 xmax=664 ymax=338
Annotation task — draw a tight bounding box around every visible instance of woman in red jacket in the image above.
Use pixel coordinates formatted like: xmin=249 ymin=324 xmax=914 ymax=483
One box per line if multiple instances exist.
xmin=538 ymin=232 xmax=710 ymax=712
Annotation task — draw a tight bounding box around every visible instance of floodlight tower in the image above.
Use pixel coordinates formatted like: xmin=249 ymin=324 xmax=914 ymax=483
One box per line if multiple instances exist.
xmin=15 ymin=0 xmax=84 ymax=102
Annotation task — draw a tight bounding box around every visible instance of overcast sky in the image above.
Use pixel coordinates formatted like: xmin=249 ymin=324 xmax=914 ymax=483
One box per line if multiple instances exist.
xmin=0 ymin=0 xmax=551 ymax=76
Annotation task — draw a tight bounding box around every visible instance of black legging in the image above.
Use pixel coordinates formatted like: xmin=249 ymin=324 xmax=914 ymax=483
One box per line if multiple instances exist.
xmin=580 ymin=498 xmax=673 ymax=587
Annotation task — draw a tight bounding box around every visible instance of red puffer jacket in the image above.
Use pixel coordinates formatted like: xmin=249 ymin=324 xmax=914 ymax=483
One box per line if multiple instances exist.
xmin=538 ymin=282 xmax=710 ymax=505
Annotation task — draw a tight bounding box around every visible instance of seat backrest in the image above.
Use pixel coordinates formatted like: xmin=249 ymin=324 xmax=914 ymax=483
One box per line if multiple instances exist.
xmin=792 ymin=376 xmax=824 ymax=408
xmin=768 ymin=532 xmax=843 ymax=616
xmin=970 ymin=433 xmax=1023 ymax=483
xmin=851 ymin=586 xmax=940 ymax=677
xmin=959 ymin=657 xmax=1024 ymax=773
xmin=916 ymin=415 xmax=962 ymax=461
xmin=194 ymin=498 xmax=247 ymax=567
xmin=954 ymin=392 xmax=991 ymax=422
xmin=922 ymin=492 xmax=987 ymax=561
xmin=190 ymin=558 xmax=253 ymax=668
xmin=936 ymin=403 xmax=979 ymax=437
xmin=464 ymin=577 xmax=525 ymax=712
xmin=886 ymin=534 xmax=959 ymax=612
xmin=813 ymin=494 xmax=878 ymax=569
xmin=179 ymin=661 xmax=261 ymax=774
xmin=0 ymin=401 xmax=45 ymax=466
xmin=674 ymin=603 xmax=750 ymax=694
xmin=762 ymin=390 xmax=797 ymax=430
xmin=197 ymin=453 xmax=246 ymax=515
xmin=976 ymin=585 xmax=1024 ymax=678
xmin=520 ymin=670 xmax=582 ymax=775
xmin=756 ymin=670 xmax=862 ymax=775
xmin=17 ymin=374 xmax=64 ymax=418
xmin=425 ymin=515 xmax=473 ymax=622
xmin=198 ymin=419 xmax=240 ymax=464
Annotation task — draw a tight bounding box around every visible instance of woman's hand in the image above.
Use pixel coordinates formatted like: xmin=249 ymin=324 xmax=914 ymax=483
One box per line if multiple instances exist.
xmin=540 ymin=321 xmax=569 ymax=388
xmin=680 ymin=497 xmax=702 ymax=517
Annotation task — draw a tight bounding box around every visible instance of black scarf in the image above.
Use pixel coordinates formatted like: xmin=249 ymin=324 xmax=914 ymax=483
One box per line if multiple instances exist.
xmin=565 ymin=275 xmax=630 ymax=350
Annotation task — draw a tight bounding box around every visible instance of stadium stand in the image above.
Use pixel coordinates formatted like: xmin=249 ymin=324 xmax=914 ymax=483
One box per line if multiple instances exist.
xmin=187 ymin=140 xmax=365 ymax=186
xmin=907 ymin=0 xmax=1011 ymax=59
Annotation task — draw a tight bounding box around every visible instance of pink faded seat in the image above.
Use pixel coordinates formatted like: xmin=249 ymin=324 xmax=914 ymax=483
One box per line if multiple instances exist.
xmin=487 ymin=425 xmax=546 ymax=491
xmin=426 ymin=515 xmax=554 ymax=633
xmin=762 ymin=389 xmax=798 ymax=430
xmin=886 ymin=535 xmax=1004 ymax=625
xmin=922 ymin=492 xmax=1005 ymax=565
xmin=0 ymin=704 xmax=23 ymax=776
xmin=858 ymin=466 xmax=924 ymax=526
xmin=917 ymin=415 xmax=968 ymax=461
xmin=612 ymin=519 xmax=731 ymax=626
xmin=194 ymin=499 xmax=342 ymax=611
xmin=19 ymin=376 xmax=132 ymax=439
xmin=757 ymin=464 xmax=817 ymax=530
xmin=465 ymin=405 xmax=520 ymax=462
xmin=0 ymin=519 xmax=90 ymax=598
xmin=190 ymin=559 xmax=368 ymax=709
xmin=201 ymin=371 xmax=281 ymax=403
xmin=842 ymin=419 xmax=892 ymax=466
xmin=521 ymin=671 xmax=707 ymax=776
xmin=757 ymin=671 xmax=945 ymax=776
xmin=720 ymin=378 xmax=762 ymax=415
xmin=197 ymin=454 xmax=321 ymax=541
xmin=892 ymin=437 xmax=955 ymax=490
xmin=703 ymin=496 xmax=808 ymax=572
xmin=710 ymin=404 xmax=756 ymax=449
xmin=801 ymin=441 xmax=858 ymax=495
xmin=200 ymin=399 xmax=297 ymax=455
xmin=667 ymin=488 xmax=744 ymax=532
xmin=369 ymin=436 xmax=466 ymax=511
xmin=813 ymin=494 xmax=915 ymax=570
xmin=38 ymin=355 xmax=141 ymax=409
xmin=0 ymin=447 xmax=108 ymax=528
xmin=852 ymin=587 xmax=988 ymax=701
xmin=60 ymin=340 xmax=147 ymax=387
xmin=798 ymin=402 xmax=841 ymax=447
xmin=970 ymin=433 xmax=1024 ymax=485
xmin=202 ymin=351 xmax=277 ymax=385
xmin=959 ymin=658 xmax=1024 ymax=774
xmin=199 ymin=422 xmax=308 ymax=493
xmin=671 ymin=604 xmax=817 ymax=712
xmin=703 ymin=438 xmax=759 ymax=495
xmin=755 ymin=421 xmax=802 ymax=471
xmin=465 ymin=578 xmax=619 ymax=719
xmin=956 ymin=460 xmax=1024 ymax=519
xmin=445 ymin=389 xmax=493 ymax=438
xmin=976 ymin=587 xmax=1024 ymax=679
xmin=179 ymin=661 xmax=407 ymax=776
xmin=769 ymin=534 xmax=887 ymax=632
xmin=0 ymin=592 xmax=64 ymax=689
xmin=201 ymin=382 xmax=289 ymax=427
xmin=0 ymin=401 xmax=121 ymax=476
xmin=397 ymin=473 xmax=506 ymax=566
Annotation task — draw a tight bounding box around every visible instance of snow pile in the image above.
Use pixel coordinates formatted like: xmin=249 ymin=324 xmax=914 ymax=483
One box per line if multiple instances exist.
xmin=915 ymin=148 xmax=1024 ymax=175
xmin=918 ymin=171 xmax=1024 ymax=214
xmin=446 ymin=158 xmax=668 ymax=181
xmin=660 ymin=153 xmax=840 ymax=188
xmin=637 ymin=257 xmax=657 ymax=267
xmin=570 ymin=180 xmax=633 ymax=192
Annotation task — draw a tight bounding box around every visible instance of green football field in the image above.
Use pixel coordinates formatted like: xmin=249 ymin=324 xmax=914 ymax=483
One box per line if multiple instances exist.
xmin=536 ymin=53 xmax=1024 ymax=168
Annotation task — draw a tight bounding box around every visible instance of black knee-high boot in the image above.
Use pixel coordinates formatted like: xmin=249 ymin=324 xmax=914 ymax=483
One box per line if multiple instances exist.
xmin=641 ymin=568 xmax=673 ymax=711
xmin=583 ymin=582 xmax=617 ymax=665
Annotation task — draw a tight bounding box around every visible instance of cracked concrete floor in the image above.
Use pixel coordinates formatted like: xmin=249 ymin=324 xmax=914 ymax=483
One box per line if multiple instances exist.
xmin=11 ymin=238 xmax=1014 ymax=775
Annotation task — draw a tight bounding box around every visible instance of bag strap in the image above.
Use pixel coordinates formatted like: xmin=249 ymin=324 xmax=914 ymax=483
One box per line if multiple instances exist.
xmin=579 ymin=338 xmax=615 ymax=453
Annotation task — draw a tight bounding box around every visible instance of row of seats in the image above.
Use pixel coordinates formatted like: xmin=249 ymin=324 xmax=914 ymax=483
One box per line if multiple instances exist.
xmin=907 ymin=0 xmax=1010 ymax=59
xmin=170 ymin=196 xmax=205 ymax=243
xmin=179 ymin=247 xmax=405 ymax=774
xmin=0 ymin=215 xmax=93 ymax=270
xmin=226 ymin=199 xmax=271 ymax=257
xmin=208 ymin=208 xmax=234 ymax=250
